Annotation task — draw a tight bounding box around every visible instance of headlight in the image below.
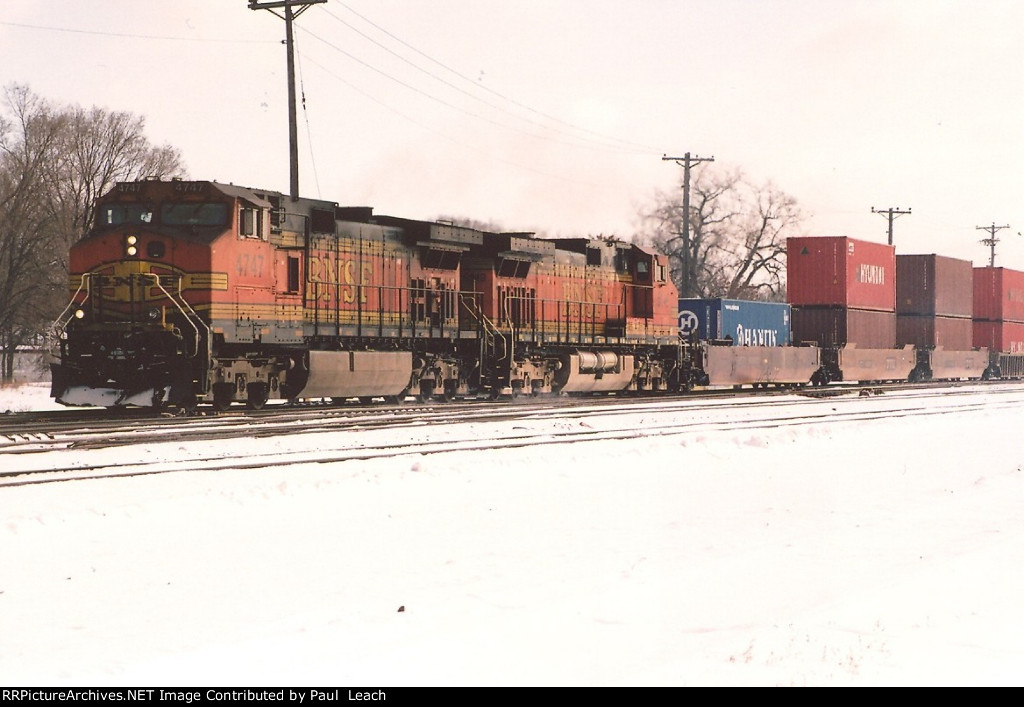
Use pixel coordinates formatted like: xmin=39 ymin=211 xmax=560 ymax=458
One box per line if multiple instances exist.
xmin=125 ymin=234 xmax=139 ymax=257
xmin=74 ymin=309 xmax=85 ymax=319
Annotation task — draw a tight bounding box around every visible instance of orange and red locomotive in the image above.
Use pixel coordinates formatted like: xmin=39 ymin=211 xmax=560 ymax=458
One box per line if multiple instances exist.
xmin=51 ymin=178 xmax=681 ymax=409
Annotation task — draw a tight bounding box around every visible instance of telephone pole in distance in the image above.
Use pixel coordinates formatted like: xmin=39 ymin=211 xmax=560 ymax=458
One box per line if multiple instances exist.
xmin=871 ymin=206 xmax=911 ymax=246
xmin=977 ymin=222 xmax=1011 ymax=267
xmin=249 ymin=0 xmax=327 ymax=201
xmin=662 ymin=152 xmax=714 ymax=296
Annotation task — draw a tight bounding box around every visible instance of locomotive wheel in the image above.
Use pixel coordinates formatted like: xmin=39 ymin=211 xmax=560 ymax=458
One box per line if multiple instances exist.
xmin=147 ymin=387 xmax=168 ymax=410
xmin=178 ymin=395 xmax=199 ymax=416
xmin=212 ymin=382 xmax=234 ymax=412
xmin=441 ymin=381 xmax=457 ymax=402
xmin=417 ymin=381 xmax=436 ymax=403
xmin=246 ymin=382 xmax=269 ymax=410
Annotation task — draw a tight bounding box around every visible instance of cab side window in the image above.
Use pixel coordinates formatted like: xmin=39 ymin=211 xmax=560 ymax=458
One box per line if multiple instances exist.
xmin=239 ymin=207 xmax=264 ymax=239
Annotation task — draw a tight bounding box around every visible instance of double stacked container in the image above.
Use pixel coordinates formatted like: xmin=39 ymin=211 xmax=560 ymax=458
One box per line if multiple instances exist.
xmin=895 ymin=254 xmax=987 ymax=380
xmin=787 ymin=236 xmax=917 ymax=382
xmin=787 ymin=236 xmax=897 ymax=348
xmin=895 ymin=255 xmax=973 ymax=350
xmin=972 ymin=267 xmax=1024 ymax=354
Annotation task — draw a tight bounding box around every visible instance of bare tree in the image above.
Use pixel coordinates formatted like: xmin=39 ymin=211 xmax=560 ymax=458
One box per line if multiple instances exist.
xmin=0 ymin=86 xmax=66 ymax=380
xmin=0 ymin=84 xmax=184 ymax=382
xmin=637 ymin=165 xmax=803 ymax=301
xmin=45 ymin=104 xmax=183 ymax=249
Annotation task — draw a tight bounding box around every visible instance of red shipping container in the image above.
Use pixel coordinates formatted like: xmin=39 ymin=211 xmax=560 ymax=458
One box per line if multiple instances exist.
xmin=787 ymin=237 xmax=895 ymax=311
xmin=792 ymin=306 xmax=895 ymax=348
xmin=896 ymin=254 xmax=973 ymax=318
xmin=896 ymin=314 xmax=973 ymax=350
xmin=973 ymin=320 xmax=1024 ymax=353
xmin=973 ymin=267 xmax=1024 ymax=323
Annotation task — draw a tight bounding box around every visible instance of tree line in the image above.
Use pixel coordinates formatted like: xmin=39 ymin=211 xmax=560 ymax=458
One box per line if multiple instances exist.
xmin=0 ymin=85 xmax=183 ymax=381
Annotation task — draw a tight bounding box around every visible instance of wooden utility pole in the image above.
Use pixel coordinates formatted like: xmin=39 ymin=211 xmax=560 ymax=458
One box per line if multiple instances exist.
xmin=249 ymin=0 xmax=327 ymax=201
xmin=871 ymin=206 xmax=911 ymax=246
xmin=662 ymin=152 xmax=714 ymax=296
xmin=977 ymin=222 xmax=1011 ymax=267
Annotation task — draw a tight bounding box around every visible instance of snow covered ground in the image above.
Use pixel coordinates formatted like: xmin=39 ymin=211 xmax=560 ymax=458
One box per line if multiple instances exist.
xmin=2 ymin=381 xmax=1024 ymax=686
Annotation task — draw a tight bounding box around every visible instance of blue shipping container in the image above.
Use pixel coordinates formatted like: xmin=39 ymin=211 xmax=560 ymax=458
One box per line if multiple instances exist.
xmin=678 ymin=298 xmax=792 ymax=346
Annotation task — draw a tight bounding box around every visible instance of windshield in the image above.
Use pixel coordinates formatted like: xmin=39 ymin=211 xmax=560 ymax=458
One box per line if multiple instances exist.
xmin=161 ymin=203 xmax=229 ymax=226
xmin=100 ymin=204 xmax=154 ymax=226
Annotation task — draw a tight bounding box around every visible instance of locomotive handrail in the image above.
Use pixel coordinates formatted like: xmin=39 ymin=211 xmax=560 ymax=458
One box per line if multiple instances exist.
xmin=459 ymin=293 xmax=507 ymax=363
xmin=501 ymin=295 xmax=516 ymax=378
xmin=52 ymin=273 xmax=95 ymax=338
xmin=498 ymin=292 xmax=627 ymax=343
xmin=141 ymin=273 xmax=209 ymax=359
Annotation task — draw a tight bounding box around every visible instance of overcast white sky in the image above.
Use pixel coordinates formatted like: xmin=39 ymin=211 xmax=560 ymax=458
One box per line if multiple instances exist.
xmin=4 ymin=1 xmax=1024 ymax=265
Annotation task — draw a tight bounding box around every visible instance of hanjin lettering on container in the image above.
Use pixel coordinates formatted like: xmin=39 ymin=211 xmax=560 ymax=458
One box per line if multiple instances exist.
xmin=856 ymin=263 xmax=886 ymax=285
xmin=735 ymin=325 xmax=778 ymax=347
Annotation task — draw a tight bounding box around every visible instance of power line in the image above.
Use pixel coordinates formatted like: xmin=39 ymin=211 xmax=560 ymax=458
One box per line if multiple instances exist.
xmin=296 ymin=50 xmax=634 ymax=194
xmin=296 ymin=47 xmax=322 ymax=199
xmin=326 ymin=0 xmax=662 ymax=156
xmin=0 ymin=19 xmax=270 ymax=43
xmin=249 ymin=0 xmax=328 ymax=201
xmin=298 ymin=22 xmax=648 ymax=156
xmin=299 ymin=24 xmax=600 ymax=150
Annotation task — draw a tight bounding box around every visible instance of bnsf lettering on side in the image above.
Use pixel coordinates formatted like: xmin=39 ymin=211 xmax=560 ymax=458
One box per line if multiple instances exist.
xmin=855 ymin=264 xmax=886 ymax=285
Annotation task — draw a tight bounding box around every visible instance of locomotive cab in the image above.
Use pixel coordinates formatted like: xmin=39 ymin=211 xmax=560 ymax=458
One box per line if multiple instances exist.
xmin=51 ymin=180 xmax=279 ymax=408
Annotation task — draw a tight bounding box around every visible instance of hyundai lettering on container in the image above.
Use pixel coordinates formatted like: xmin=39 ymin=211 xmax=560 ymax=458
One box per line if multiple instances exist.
xmin=787 ymin=236 xmax=896 ymax=311
xmin=678 ymin=298 xmax=791 ymax=346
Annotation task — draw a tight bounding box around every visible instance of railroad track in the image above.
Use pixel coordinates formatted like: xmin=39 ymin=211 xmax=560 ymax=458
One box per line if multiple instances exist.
xmin=0 ymin=379 xmax=979 ymax=455
xmin=0 ymin=376 xmax=995 ymax=441
xmin=4 ymin=381 xmax=1024 ymax=488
